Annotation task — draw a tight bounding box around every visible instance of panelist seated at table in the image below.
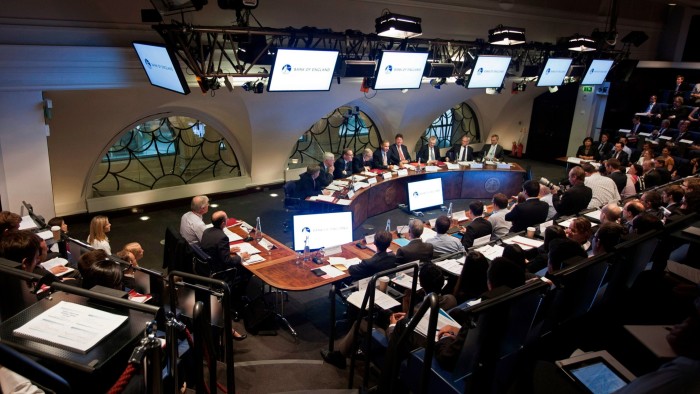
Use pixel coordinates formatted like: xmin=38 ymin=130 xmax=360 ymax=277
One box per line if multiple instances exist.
xmin=445 ymin=135 xmax=474 ymax=162
xmin=373 ymin=140 xmax=392 ymax=170
xmin=416 ymin=136 xmax=442 ymax=165
xmin=296 ymin=164 xmax=324 ymax=199
xmin=505 ymin=180 xmax=549 ymax=233
xmin=319 ymin=152 xmax=335 ymax=187
xmin=396 ymin=220 xmax=434 ymax=264
xmin=426 ymin=215 xmax=466 ymax=258
xmin=388 ymin=133 xmax=411 ymax=166
xmin=575 ymin=137 xmax=599 ymax=161
xmin=480 ymin=134 xmax=505 ymax=161
xmin=333 ymin=148 xmax=361 ymax=179
xmin=354 ymin=148 xmax=375 ymax=171
xmin=347 ymin=230 xmax=397 ymax=282
xmin=459 ymin=201 xmax=493 ymax=249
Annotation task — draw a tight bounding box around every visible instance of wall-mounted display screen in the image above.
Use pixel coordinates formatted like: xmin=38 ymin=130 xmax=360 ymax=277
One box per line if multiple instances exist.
xmin=467 ymin=56 xmax=511 ymax=88
xmin=536 ymin=58 xmax=574 ymax=87
xmin=133 ymin=41 xmax=190 ymax=95
xmin=372 ymin=51 xmax=429 ymax=90
xmin=267 ymin=49 xmax=340 ymax=92
xmin=581 ymin=59 xmax=614 ymax=85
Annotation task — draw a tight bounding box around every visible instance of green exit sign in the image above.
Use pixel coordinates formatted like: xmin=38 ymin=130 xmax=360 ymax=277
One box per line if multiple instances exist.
xmin=582 ymin=86 xmax=593 ymax=92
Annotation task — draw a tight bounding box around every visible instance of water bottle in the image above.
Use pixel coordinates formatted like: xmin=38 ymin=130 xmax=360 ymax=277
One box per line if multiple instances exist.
xmin=447 ymin=202 xmax=453 ymax=220
xmin=296 ymin=252 xmax=302 ymax=266
xmin=303 ymin=244 xmax=310 ymax=263
xmin=385 ymin=218 xmax=391 ymax=232
xmin=417 ymin=157 xmax=421 ymax=172
xmin=254 ymin=217 xmax=263 ymax=243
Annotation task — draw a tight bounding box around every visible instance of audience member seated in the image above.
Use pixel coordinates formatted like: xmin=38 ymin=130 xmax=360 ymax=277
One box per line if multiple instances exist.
xmin=552 ymin=167 xmax=593 ymax=219
xmin=650 ymin=119 xmax=673 ymax=141
xmin=355 ymin=148 xmax=374 ymax=171
xmin=372 ymin=140 xmax=391 ymax=170
xmin=526 ymin=225 xmax=566 ymax=274
xmin=662 ymin=185 xmax=685 ymax=219
xmin=659 ymin=147 xmax=676 ymax=173
xmin=434 ymin=257 xmax=526 ymax=370
xmin=626 ymin=163 xmax=644 ymax=195
xmin=82 ymin=259 xmax=123 ymax=290
xmin=417 ymin=136 xmax=441 ymax=164
xmin=488 ymin=193 xmax=512 ymax=240
xmin=600 ymin=202 xmax=622 ymax=225
xmin=480 ymin=134 xmax=505 ymax=161
xmin=0 ymin=211 xmax=21 ymax=233
xmin=87 ymin=215 xmax=112 ymax=255
xmin=681 ymin=190 xmax=700 ymax=213
xmin=333 ymin=148 xmax=359 ymax=179
xmin=582 ymin=163 xmax=619 ymax=210
xmin=388 ymin=134 xmax=411 ymax=166
xmin=622 ymin=200 xmax=646 ymax=233
xmin=640 ymin=159 xmax=664 ymax=190
xmin=683 ymin=177 xmax=700 ymax=193
xmin=538 ymin=185 xmax=557 ymax=221
xmin=575 ymin=137 xmax=598 ymax=161
xmin=594 ymin=133 xmax=613 ymax=159
xmin=0 ymin=230 xmax=45 ymax=321
xmin=592 ymin=222 xmax=625 ymax=256
xmin=180 ymin=195 xmax=209 ymax=244
xmin=661 ymin=96 xmax=689 ymax=127
xmin=348 ymin=230 xmax=397 ymax=282
xmin=630 ymin=213 xmax=664 ymax=236
xmin=396 ymin=220 xmax=434 ymax=264
xmin=296 ymin=164 xmax=324 ymax=199
xmin=641 ymin=94 xmax=662 ymax=119
xmin=605 ymin=158 xmax=627 ymax=195
xmin=628 ymin=116 xmax=642 ymax=146
xmin=47 ymin=216 xmax=68 ymax=235
xmin=502 ymin=243 xmax=537 ymax=280
xmin=609 ymin=142 xmax=630 ymax=166
xmin=505 ymin=180 xmax=549 ymax=233
xmin=619 ymin=136 xmax=633 ymax=157
xmin=459 ymin=201 xmax=492 ymax=248
xmin=425 ymin=215 xmax=465 ymax=257
xmin=641 ymin=190 xmax=665 ymax=220
xmin=446 ymin=135 xmax=473 ymax=162
xmin=453 ymin=251 xmax=489 ymax=304
xmin=546 ymin=238 xmax=588 ymax=275
xmin=319 ymin=152 xmax=335 ymax=187
xmin=637 ymin=144 xmax=655 ymax=166
xmin=564 ymin=217 xmax=593 ymax=252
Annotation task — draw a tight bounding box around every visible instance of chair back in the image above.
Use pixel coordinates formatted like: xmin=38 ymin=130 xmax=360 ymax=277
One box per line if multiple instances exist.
xmin=190 ymin=242 xmax=213 ymax=277
xmin=283 ymin=180 xmax=302 ymax=210
xmin=163 ymin=225 xmax=193 ymax=273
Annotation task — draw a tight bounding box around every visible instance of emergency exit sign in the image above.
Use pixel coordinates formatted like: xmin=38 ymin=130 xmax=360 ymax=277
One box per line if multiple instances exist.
xmin=582 ymin=86 xmax=593 ymax=92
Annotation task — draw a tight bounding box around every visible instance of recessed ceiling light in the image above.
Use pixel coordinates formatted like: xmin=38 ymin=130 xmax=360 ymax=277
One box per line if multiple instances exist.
xmin=210 ymin=203 xmax=219 ymax=208
xmin=270 ymin=193 xmax=279 ymax=197
xmin=140 ymin=216 xmax=150 ymax=221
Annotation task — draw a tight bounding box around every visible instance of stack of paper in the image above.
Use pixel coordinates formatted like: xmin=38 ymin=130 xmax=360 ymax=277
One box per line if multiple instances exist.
xmin=435 ymin=258 xmax=463 ymax=276
xmin=414 ymin=308 xmax=462 ymax=341
xmin=19 ymin=216 xmax=38 ymax=230
xmin=503 ymin=236 xmax=543 ymax=250
xmin=223 ymin=228 xmax=243 ymax=242
xmin=325 ymin=184 xmax=342 ymax=191
xmin=316 ymin=194 xmax=336 ymax=203
xmin=346 ymin=289 xmax=400 ymax=310
xmin=318 ymin=265 xmax=345 ymax=278
xmin=452 ymin=211 xmax=468 ymax=222
xmin=475 ymin=244 xmax=505 ymax=260
xmin=40 ymin=257 xmax=74 ymax=277
xmin=391 ymin=271 xmax=422 ymax=290
xmin=420 ymin=227 xmax=438 ymax=241
xmin=329 ymin=256 xmax=362 ymax=270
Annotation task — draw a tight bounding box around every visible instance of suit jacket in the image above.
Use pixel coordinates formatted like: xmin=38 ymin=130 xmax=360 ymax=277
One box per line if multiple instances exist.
xmin=296 ymin=172 xmax=322 ymax=199
xmin=417 ymin=145 xmax=441 ymax=163
xmin=505 ymin=198 xmax=550 ymax=233
xmin=446 ymin=144 xmax=474 ymax=162
xmin=461 ymin=217 xmax=493 ymax=249
xmin=372 ymin=148 xmax=390 ymax=169
xmin=552 ymin=184 xmax=593 ymax=219
xmin=480 ymin=143 xmax=504 ymax=160
xmin=396 ymin=239 xmax=434 ymax=264
xmin=608 ymin=171 xmax=627 ymax=194
xmin=657 ymin=167 xmax=672 ymax=185
xmin=318 ymin=163 xmax=334 ymax=187
xmin=352 ymin=156 xmax=371 ymax=172
xmin=641 ymin=170 xmax=663 ymax=190
xmin=348 ymin=251 xmax=397 ymax=282
xmin=575 ymin=145 xmax=599 ymax=160
xmin=333 ymin=157 xmax=356 ymax=179
xmin=200 ymin=226 xmax=242 ymax=273
xmin=609 ymin=150 xmax=629 ymax=166
xmin=388 ymin=144 xmax=411 ymax=165
xmin=594 ymin=141 xmax=613 ymax=159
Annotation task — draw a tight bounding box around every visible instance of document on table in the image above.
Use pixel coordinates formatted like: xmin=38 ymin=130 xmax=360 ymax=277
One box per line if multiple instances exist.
xmin=451 ymin=211 xmax=468 ymax=222
xmin=257 ymin=238 xmax=275 ymax=251
xmin=361 ymin=171 xmax=377 ymax=177
xmin=557 ymin=218 xmax=575 ymax=229
xmin=336 ymin=199 xmax=352 ymax=206
xmin=333 ymin=180 xmax=349 ymax=187
xmin=392 ymin=237 xmax=410 ymax=247
xmin=420 ymin=227 xmax=437 ymax=241
xmin=349 ymin=175 xmax=367 ymax=182
xmin=414 ymin=308 xmax=462 ymax=342
xmin=13 ymin=301 xmax=128 ymax=354
xmin=346 ymin=289 xmax=400 ymax=310
xmin=40 ymin=257 xmax=75 ymax=277
xmin=475 ymin=244 xmax=505 ymax=260
xmin=435 ymin=258 xmax=463 ymax=276
xmin=328 ymin=257 xmax=361 ymax=270
xmin=584 ymin=209 xmax=602 ymax=222
xmin=36 ymin=230 xmax=54 ymax=240
xmin=234 ymin=242 xmax=262 ymax=255
xmin=242 ymin=254 xmax=265 ymax=265
xmin=319 ymin=265 xmax=345 ymax=278
xmin=223 ymin=227 xmax=243 ymax=242
xmin=19 ymin=215 xmax=38 ymax=230
xmin=391 ymin=270 xmax=422 ymax=290
xmin=316 ymin=194 xmax=336 ymax=203
xmin=502 ymin=236 xmax=543 ymax=250
xmin=325 ymin=184 xmax=342 ymax=191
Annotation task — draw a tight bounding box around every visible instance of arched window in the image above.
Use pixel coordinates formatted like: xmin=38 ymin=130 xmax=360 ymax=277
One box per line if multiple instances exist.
xmin=91 ymin=116 xmax=241 ymax=196
xmin=288 ymin=106 xmax=382 ymax=169
xmin=414 ymin=102 xmax=480 ymax=153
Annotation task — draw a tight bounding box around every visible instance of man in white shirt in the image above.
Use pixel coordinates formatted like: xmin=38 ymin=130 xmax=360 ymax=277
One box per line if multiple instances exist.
xmin=488 ymin=193 xmax=512 ymax=240
xmin=425 ymin=215 xmax=465 ymax=257
xmin=582 ymin=163 xmax=620 ymax=209
xmin=180 ymin=195 xmax=209 ymax=244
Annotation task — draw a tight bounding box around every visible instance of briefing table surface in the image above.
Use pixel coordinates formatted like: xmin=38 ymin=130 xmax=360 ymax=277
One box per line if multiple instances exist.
xmin=307 ymin=163 xmax=526 ymax=228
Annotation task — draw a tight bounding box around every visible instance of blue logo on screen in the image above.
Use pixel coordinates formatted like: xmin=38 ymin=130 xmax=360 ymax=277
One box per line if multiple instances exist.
xmin=281 ymin=64 xmax=292 ymax=74
xmin=590 ymin=68 xmax=595 ymax=73
xmin=385 ymin=65 xmax=393 ymax=73
xmin=477 ymin=67 xmax=484 ymax=75
xmin=144 ymin=59 xmax=152 ymax=69
xmin=545 ymin=68 xmax=551 ymax=75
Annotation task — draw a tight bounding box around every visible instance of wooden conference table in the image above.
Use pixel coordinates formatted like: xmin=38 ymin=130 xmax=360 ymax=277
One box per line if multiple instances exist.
xmin=307 ymin=162 xmax=527 ymax=229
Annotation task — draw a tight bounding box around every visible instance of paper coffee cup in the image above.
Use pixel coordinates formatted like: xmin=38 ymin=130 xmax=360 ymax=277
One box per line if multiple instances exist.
xmin=377 ymin=276 xmax=390 ymax=293
xmin=51 ymin=225 xmax=61 ymax=241
xmin=526 ymin=227 xmax=536 ymax=238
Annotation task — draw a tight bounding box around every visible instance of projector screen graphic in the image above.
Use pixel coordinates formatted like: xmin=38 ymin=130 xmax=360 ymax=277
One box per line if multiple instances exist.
xmin=268 ymin=49 xmax=340 ymax=92
xmin=408 ymin=178 xmax=444 ymax=211
xmin=536 ymin=58 xmax=573 ymax=87
xmin=292 ymin=212 xmax=353 ymax=251
xmin=133 ymin=42 xmax=190 ymax=95
xmin=373 ymin=51 xmax=429 ymax=90
xmin=581 ymin=59 xmax=614 ymax=85
xmin=467 ymin=56 xmax=511 ymax=89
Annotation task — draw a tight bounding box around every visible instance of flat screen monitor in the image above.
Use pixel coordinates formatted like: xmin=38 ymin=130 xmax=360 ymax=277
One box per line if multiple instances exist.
xmin=132 ymin=41 xmax=190 ymax=95
xmin=292 ymin=212 xmax=353 ymax=251
xmin=372 ymin=51 xmax=429 ymax=90
xmin=581 ymin=59 xmax=614 ymax=85
xmin=536 ymin=58 xmax=573 ymax=87
xmin=267 ymin=49 xmax=340 ymax=92
xmin=467 ymin=55 xmax=511 ymax=89
xmin=407 ymin=178 xmax=444 ymax=211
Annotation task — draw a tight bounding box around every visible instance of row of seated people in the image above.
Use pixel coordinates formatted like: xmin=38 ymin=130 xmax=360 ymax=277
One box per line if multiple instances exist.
xmin=638 ymin=95 xmax=700 ymax=128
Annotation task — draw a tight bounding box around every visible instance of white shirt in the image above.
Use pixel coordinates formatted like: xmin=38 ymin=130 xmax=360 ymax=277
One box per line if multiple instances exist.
xmin=539 ymin=194 xmax=557 ymax=220
xmin=88 ymin=237 xmax=111 ymax=255
xmin=488 ymin=209 xmax=512 ymax=241
xmin=180 ymin=211 xmax=206 ymax=244
xmin=584 ymin=172 xmax=621 ymax=209
xmin=485 ymin=145 xmax=497 ymax=160
xmin=425 ymin=233 xmax=465 ymax=257
xmin=621 ymin=174 xmax=637 ymax=198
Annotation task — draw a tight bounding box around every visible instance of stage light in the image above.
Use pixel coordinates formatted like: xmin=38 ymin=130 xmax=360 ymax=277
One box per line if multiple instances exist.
xmin=150 ymin=0 xmax=207 ymax=14
xmin=548 ymin=86 xmax=559 ymax=93
xmin=430 ymin=78 xmax=446 ymax=89
xmin=242 ymin=80 xmax=264 ymax=93
xmin=375 ymin=11 xmax=422 ymax=39
xmin=488 ymin=25 xmax=525 ymax=46
xmin=568 ymin=35 xmax=597 ymax=52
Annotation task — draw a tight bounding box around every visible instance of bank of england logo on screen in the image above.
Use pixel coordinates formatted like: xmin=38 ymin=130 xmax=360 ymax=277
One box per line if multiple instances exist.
xmin=477 ymin=67 xmax=484 ymax=75
xmin=281 ymin=64 xmax=292 ymax=74
xmin=144 ymin=59 xmax=152 ymax=69
xmin=545 ymin=68 xmax=551 ymax=75
xmin=412 ymin=191 xmax=419 ymax=197
xmin=384 ymin=65 xmax=393 ymax=74
xmin=589 ymin=68 xmax=595 ymax=74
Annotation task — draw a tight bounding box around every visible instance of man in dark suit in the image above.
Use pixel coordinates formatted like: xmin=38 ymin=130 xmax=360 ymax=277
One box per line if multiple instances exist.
xmin=651 ymin=119 xmax=674 ymax=140
xmin=296 ymin=164 xmax=323 ymax=199
xmin=640 ymin=159 xmax=663 ymax=190
xmin=417 ymin=136 xmax=441 ymax=164
xmin=353 ymin=148 xmax=373 ymax=172
xmin=372 ymin=140 xmax=391 ymax=170
xmin=662 ymin=185 xmax=685 ymax=218
xmin=480 ymin=134 xmax=505 ymax=160
xmin=388 ymin=133 xmax=411 ymax=166
xmin=396 ymin=220 xmax=434 ymax=264
xmin=594 ymin=133 xmax=613 ymax=160
xmin=609 ymin=142 xmax=629 ymax=166
xmin=348 ymin=230 xmax=397 ymax=282
xmin=459 ymin=201 xmax=493 ymax=248
xmin=333 ymin=148 xmax=358 ymax=179
xmin=319 ymin=152 xmax=335 ymax=187
xmin=505 ymin=180 xmax=550 ymax=233
xmin=446 ymin=135 xmax=474 ymax=162
xmin=605 ymin=158 xmax=627 ymax=194
xmin=654 ymin=158 xmax=672 ymax=184
xmin=642 ymin=95 xmax=661 ymax=118
xmin=552 ymin=166 xmax=593 ymax=219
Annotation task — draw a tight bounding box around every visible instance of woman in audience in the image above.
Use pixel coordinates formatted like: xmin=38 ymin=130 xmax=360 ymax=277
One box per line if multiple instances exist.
xmin=546 ymin=238 xmax=588 ymax=275
xmin=87 ymin=215 xmax=112 ymax=255
xmin=47 ymin=216 xmax=68 ymax=234
xmin=627 ymin=163 xmax=644 ymax=194
xmin=77 ymin=249 xmax=109 ymax=279
xmin=565 ymin=217 xmax=593 ymax=252
xmin=453 ymin=251 xmax=489 ymax=304
xmin=82 ymin=259 xmax=123 ymax=290
xmin=576 ymin=137 xmax=598 ymax=161
xmin=0 ymin=211 xmax=21 ymax=233
xmin=0 ymin=230 xmax=44 ymax=320
xmin=636 ymin=147 xmax=654 ymax=166
xmin=527 ymin=225 xmax=566 ymax=274
xmin=660 ymin=147 xmax=675 ymax=173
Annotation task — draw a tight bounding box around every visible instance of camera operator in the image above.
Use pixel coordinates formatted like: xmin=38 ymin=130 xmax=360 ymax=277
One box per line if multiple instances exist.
xmin=549 ymin=166 xmax=592 ymax=219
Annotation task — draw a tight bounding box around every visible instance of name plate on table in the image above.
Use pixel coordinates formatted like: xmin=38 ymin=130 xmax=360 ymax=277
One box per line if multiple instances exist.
xmin=469 ymin=162 xmax=483 ymax=169
xmin=497 ymin=163 xmax=511 ymax=169
xmin=396 ymin=169 xmax=409 ymax=177
xmin=638 ymin=132 xmax=651 ymax=137
xmin=445 ymin=163 xmax=460 ymax=170
xmin=367 ymin=177 xmax=377 ymax=185
xmin=680 ymin=139 xmax=694 ymax=144
xmin=347 ymin=189 xmax=355 ymax=199
xmin=353 ymin=182 xmax=369 ymax=191
xmin=567 ymin=157 xmax=582 ymax=164
xmin=382 ymin=172 xmax=393 ymax=180
xmin=425 ymin=165 xmax=439 ymax=172
xmin=618 ymin=129 xmax=631 ymax=134
xmin=659 ymin=135 xmax=672 ymax=140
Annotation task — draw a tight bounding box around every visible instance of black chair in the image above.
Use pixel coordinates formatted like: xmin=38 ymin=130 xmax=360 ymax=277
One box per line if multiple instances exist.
xmin=283 ymin=180 xmax=302 ymax=211
xmin=0 ymin=343 xmax=71 ymax=393
xmin=163 ymin=225 xmax=193 ymax=273
xmin=190 ymin=243 xmax=237 ymax=280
